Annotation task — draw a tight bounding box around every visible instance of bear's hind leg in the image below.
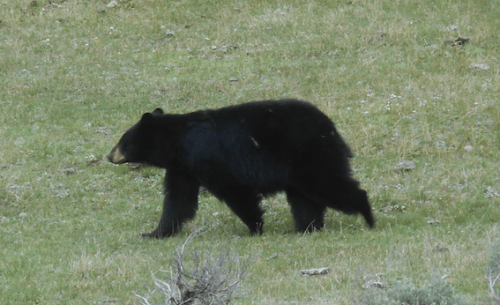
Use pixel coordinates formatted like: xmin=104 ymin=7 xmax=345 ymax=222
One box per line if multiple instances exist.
xmin=285 ymin=188 xmax=326 ymax=233
xmin=215 ymin=186 xmax=265 ymax=235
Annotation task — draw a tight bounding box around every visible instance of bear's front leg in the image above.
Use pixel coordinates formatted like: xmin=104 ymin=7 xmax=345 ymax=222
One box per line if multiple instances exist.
xmin=142 ymin=170 xmax=200 ymax=238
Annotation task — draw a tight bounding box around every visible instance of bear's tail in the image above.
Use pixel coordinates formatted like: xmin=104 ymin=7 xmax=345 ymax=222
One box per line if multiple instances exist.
xmin=338 ymin=189 xmax=374 ymax=228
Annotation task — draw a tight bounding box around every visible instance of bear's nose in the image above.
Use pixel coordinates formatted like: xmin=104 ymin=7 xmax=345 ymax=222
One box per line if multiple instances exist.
xmin=107 ymin=151 xmax=114 ymax=163
xmin=107 ymin=146 xmax=126 ymax=164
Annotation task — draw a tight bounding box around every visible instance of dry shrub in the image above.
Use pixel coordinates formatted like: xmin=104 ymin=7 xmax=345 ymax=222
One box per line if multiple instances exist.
xmin=135 ymin=228 xmax=253 ymax=305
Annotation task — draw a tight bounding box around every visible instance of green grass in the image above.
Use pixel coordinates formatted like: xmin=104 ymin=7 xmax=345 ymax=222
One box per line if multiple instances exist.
xmin=1 ymin=0 xmax=500 ymax=304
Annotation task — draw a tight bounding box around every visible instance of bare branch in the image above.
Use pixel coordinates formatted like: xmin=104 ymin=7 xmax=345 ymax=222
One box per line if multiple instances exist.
xmin=134 ymin=227 xmax=253 ymax=305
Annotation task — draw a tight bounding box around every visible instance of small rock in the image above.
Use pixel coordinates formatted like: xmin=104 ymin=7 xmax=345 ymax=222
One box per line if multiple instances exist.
xmin=166 ymin=29 xmax=175 ymax=36
xmin=395 ymin=160 xmax=415 ymax=171
xmin=443 ymin=24 xmax=458 ymax=32
xmin=19 ymin=212 xmax=28 ymax=218
xmin=485 ymin=186 xmax=500 ymax=198
xmin=427 ymin=219 xmax=440 ymax=225
xmin=106 ymin=0 xmax=118 ymax=8
xmin=229 ymin=77 xmax=239 ymax=82
xmin=300 ymin=267 xmax=330 ymax=276
xmin=470 ymin=63 xmax=490 ymax=71
xmin=464 ymin=144 xmax=473 ymax=152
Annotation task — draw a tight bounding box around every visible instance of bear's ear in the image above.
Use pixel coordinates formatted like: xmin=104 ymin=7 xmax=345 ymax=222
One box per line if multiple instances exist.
xmin=152 ymin=108 xmax=164 ymax=115
xmin=141 ymin=112 xmax=154 ymax=123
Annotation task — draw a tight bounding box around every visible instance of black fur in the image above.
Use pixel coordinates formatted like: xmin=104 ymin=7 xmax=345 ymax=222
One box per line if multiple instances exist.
xmin=107 ymin=99 xmax=374 ymax=237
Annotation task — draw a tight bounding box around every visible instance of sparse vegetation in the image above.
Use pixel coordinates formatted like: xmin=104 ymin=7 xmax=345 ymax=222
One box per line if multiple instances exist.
xmin=1 ymin=0 xmax=499 ymax=304
xmin=135 ymin=228 xmax=253 ymax=305
xmin=358 ymin=273 xmax=467 ymax=305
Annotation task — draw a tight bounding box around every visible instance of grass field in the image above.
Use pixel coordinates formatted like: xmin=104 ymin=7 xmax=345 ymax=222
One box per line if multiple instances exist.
xmin=1 ymin=0 xmax=499 ymax=304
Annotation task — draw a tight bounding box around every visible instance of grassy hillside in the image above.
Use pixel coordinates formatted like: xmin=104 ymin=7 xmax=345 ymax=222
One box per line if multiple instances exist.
xmin=1 ymin=0 xmax=499 ymax=304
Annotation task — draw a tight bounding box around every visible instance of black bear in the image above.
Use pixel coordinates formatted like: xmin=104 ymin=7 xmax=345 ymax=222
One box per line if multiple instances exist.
xmin=107 ymin=99 xmax=374 ymax=237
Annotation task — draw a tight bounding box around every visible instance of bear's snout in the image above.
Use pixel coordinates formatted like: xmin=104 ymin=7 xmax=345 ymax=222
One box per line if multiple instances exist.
xmin=107 ymin=146 xmax=126 ymax=164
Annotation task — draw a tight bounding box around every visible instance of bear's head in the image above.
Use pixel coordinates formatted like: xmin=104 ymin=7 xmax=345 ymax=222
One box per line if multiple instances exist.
xmin=107 ymin=108 xmax=164 ymax=165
